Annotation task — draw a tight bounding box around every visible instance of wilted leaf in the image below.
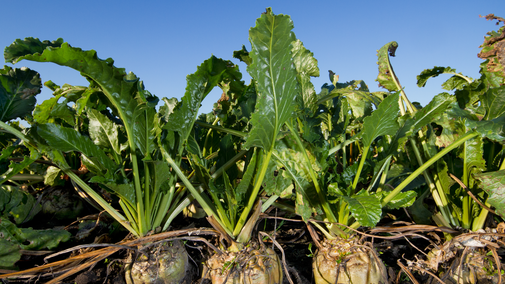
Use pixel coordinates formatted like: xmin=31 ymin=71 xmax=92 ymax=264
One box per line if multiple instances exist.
xmin=376 ymin=41 xmax=399 ymax=92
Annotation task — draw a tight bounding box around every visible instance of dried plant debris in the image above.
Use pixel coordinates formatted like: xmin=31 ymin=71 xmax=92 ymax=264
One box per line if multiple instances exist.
xmin=405 ymin=224 xmax=505 ymax=284
xmin=478 ymin=14 xmax=505 ymax=81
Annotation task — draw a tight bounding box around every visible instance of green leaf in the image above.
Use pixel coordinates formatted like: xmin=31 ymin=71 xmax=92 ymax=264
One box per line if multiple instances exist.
xmin=150 ymin=161 xmax=171 ymax=194
xmin=457 ymin=135 xmax=486 ymax=181
xmin=0 ymin=146 xmax=40 ymax=186
xmin=133 ymin=105 xmax=158 ymax=157
xmin=292 ymin=39 xmax=319 ymax=115
xmin=271 ymin=146 xmax=322 ymax=217
xmin=481 ymin=86 xmax=505 ymax=120
xmin=0 ymin=216 xmax=70 ymax=268
xmin=0 ymin=238 xmax=21 ymax=269
xmin=164 ymin=56 xmax=241 ymax=151
xmin=417 ymin=66 xmax=471 ymax=90
xmin=383 ymin=190 xmax=417 ymax=209
xmin=18 ymin=226 xmax=71 ymax=250
xmin=100 ymin=182 xmax=136 ymax=208
xmin=233 ymin=45 xmax=252 ymax=66
xmin=244 ymin=7 xmax=299 ymax=151
xmin=44 ymin=166 xmax=63 ymax=186
xmin=466 ymin=113 xmax=505 ymax=144
xmin=389 ymin=92 xmax=455 ymax=154
xmin=235 ymin=150 xmax=258 ymax=206
xmin=87 ymin=109 xmax=121 ymax=155
xmin=0 ymin=66 xmax=41 ymax=122
xmin=37 ymin=123 xmax=116 ymax=173
xmin=4 ymin=37 xmax=150 ymax=150
xmin=360 ymin=92 xmax=400 ymax=148
xmin=343 ymin=194 xmax=381 ymax=228
xmin=376 ymin=41 xmax=399 ymax=92
xmin=1 ymin=185 xmax=41 ymax=224
xmin=474 ymin=170 xmax=505 ymax=219
xmin=4 ymin=37 xmax=64 ymax=63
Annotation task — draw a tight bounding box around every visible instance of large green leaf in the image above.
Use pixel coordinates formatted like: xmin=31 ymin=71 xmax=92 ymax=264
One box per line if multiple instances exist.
xmin=4 ymin=37 xmax=148 ymax=145
xmin=244 ymin=7 xmax=299 ymax=151
xmin=343 ymin=193 xmax=381 ymax=228
xmin=0 ymin=66 xmax=41 ymax=122
xmin=457 ymin=135 xmax=486 ymax=182
xmin=37 ymin=123 xmax=117 ymax=173
xmin=474 ymin=170 xmax=505 ymax=219
xmin=360 ymin=92 xmax=400 ymax=148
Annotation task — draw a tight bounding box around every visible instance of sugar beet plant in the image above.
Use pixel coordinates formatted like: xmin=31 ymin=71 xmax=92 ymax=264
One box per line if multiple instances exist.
xmin=2 ymin=37 xmax=244 ymax=282
xmin=373 ymin=15 xmax=505 ymax=282
xmin=183 ymin=8 xmax=452 ymax=284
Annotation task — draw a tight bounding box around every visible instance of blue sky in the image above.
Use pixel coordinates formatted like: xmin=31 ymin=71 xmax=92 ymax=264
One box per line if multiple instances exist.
xmin=3 ymin=0 xmax=504 ymax=114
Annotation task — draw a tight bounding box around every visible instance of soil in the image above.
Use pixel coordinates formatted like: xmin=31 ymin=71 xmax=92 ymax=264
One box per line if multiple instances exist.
xmin=1 ymin=190 xmax=503 ymax=284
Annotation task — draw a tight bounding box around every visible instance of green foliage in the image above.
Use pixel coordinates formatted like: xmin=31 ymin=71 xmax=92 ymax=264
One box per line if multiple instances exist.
xmin=0 ymin=216 xmax=70 ymax=269
xmin=0 ymin=185 xmax=40 ymax=224
xmin=0 ymin=66 xmax=41 ymax=122
xmin=244 ymin=7 xmax=299 ymax=151
xmin=474 ymin=170 xmax=505 ymax=219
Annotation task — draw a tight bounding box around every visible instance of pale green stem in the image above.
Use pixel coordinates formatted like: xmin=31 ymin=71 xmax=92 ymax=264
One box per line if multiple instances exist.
xmin=152 ymin=191 xmax=171 ymax=229
xmin=161 ymin=147 xmax=231 ymax=235
xmin=349 ymin=132 xmax=479 ymax=229
xmin=0 ymin=121 xmax=31 ymax=144
xmin=202 ymin=117 xmax=220 ymax=158
xmin=119 ymin=199 xmax=139 ymax=233
xmin=211 ymin=150 xmax=248 ymax=180
xmin=382 ymin=131 xmax=479 ymax=206
xmin=310 ymin=221 xmax=337 ymax=240
xmin=144 ymin=160 xmax=151 ymax=231
xmin=162 ymin=187 xmax=201 ymax=231
xmin=63 ymin=169 xmax=138 ymax=237
xmin=461 ymin=140 xmax=471 ymax=229
xmin=472 ymin=200 xmax=490 ymax=232
xmin=410 ymin=138 xmax=456 ymax=226
xmin=8 ymin=174 xmax=44 ymax=181
xmin=449 ymin=72 xmax=473 ymax=84
xmin=233 ymin=150 xmax=272 ymax=237
xmin=195 ymin=121 xmax=247 ymax=138
xmin=286 ymin=122 xmax=338 ymax=223
xmin=387 ymin=56 xmax=456 ymax=226
xmin=351 ymin=145 xmax=370 ymax=192
xmin=92 ymin=82 xmax=146 ymax=237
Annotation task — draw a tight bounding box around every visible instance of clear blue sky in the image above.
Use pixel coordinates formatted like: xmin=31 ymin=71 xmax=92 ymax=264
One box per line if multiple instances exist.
xmin=3 ymin=0 xmax=504 ymax=114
